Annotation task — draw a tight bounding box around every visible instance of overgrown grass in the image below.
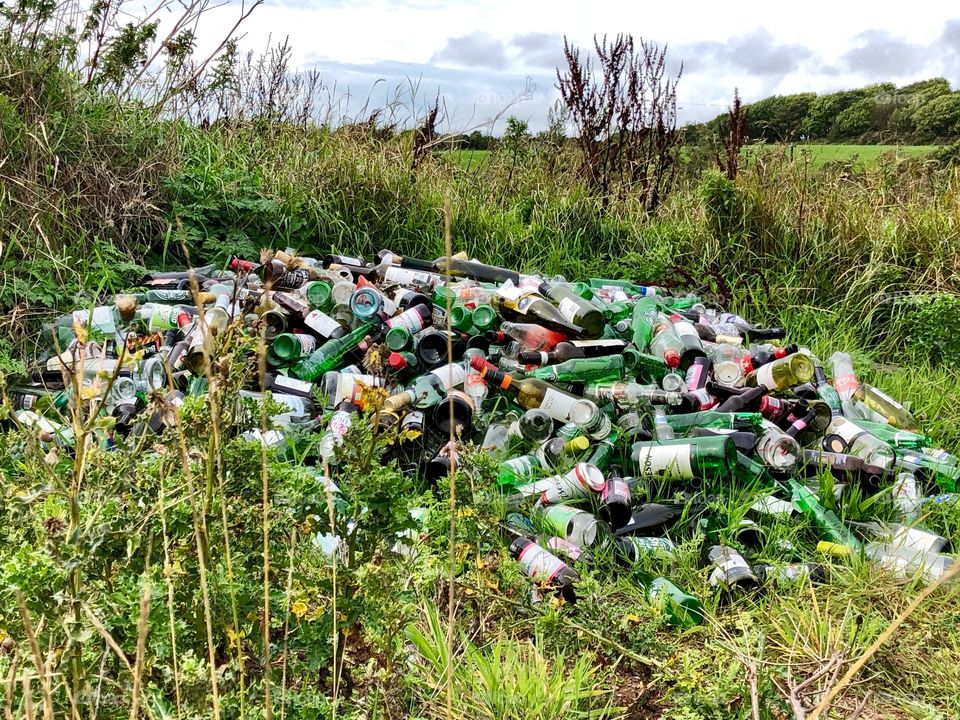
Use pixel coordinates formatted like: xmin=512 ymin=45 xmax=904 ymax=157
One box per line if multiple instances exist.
xmin=3 ymin=24 xmax=960 ymax=719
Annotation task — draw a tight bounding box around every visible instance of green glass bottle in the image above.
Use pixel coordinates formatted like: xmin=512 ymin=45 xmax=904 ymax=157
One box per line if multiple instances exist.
xmin=898 ymin=451 xmax=960 ymax=492
xmin=271 ymin=333 xmax=317 ymax=364
xmin=634 ymin=571 xmax=704 ymax=627
xmin=527 ymin=355 xmax=625 ymax=384
xmin=471 ymin=304 xmax=498 ymax=332
xmin=734 ymin=451 xmax=780 ymax=487
xmin=628 ymin=436 xmax=736 ymax=482
xmin=850 ymin=419 xmax=930 ymax=449
xmin=603 ymin=301 xmax=632 ymax=323
xmin=385 ymin=326 xmax=413 ymax=351
xmin=630 ymin=296 xmax=658 ymax=352
xmin=539 ymin=282 xmax=605 ymax=338
xmin=587 ymin=429 xmax=620 ymax=471
xmin=497 ymin=454 xmax=542 ymax=488
xmin=303 ymin=280 xmax=332 ymax=311
xmin=447 ymin=305 xmax=474 ymax=332
xmin=662 ymin=411 xmax=765 ymax=433
xmin=631 ymin=352 xmax=671 ymax=383
xmin=813 ymin=366 xmax=843 ymax=416
xmin=588 ymin=278 xmax=659 ymax=296
xmin=292 ymin=323 xmax=374 ymax=381
xmin=787 ymin=478 xmax=862 ymax=549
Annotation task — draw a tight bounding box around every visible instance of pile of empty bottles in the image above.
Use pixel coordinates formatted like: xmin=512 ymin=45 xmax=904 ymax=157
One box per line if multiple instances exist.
xmin=8 ymin=249 xmax=958 ymax=625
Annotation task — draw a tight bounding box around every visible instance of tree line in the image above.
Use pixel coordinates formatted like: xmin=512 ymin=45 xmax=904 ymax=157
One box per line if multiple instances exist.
xmin=688 ymin=78 xmax=960 ymax=145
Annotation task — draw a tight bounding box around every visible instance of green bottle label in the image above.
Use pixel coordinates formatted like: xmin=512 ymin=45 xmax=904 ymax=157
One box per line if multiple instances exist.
xmin=542 ymin=504 xmax=581 ymax=538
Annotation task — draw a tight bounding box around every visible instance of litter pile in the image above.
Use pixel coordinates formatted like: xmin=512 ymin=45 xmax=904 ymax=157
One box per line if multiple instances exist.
xmin=9 ymin=249 xmax=959 ymax=625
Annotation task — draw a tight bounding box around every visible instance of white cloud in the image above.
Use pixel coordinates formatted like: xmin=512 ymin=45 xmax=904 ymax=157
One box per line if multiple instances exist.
xmin=182 ymin=0 xmax=960 ymax=130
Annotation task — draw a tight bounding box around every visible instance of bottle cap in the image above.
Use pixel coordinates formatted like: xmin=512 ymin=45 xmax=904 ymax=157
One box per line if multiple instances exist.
xmin=664 ymin=349 xmax=681 ymax=368
xmin=822 ymin=433 xmax=849 ymax=453
xmin=388 ymin=352 xmax=408 ymax=371
xmin=816 ymin=541 xmax=851 ymax=557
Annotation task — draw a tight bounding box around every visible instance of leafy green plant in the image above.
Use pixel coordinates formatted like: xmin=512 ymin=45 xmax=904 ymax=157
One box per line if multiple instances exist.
xmin=893 ymin=293 xmax=960 ymax=369
xmin=405 ymin=603 xmax=617 ymax=720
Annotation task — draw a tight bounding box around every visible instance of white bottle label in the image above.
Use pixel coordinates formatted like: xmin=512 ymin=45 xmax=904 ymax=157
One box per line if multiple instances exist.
xmin=496 ymin=285 xmax=520 ymax=300
xmin=516 ymin=543 xmax=566 ymax=583
xmin=538 ymin=387 xmax=580 ymax=421
xmin=272 ymin=375 xmax=314 ymax=396
xmin=558 ymin=297 xmax=581 ymax=323
xmin=709 ymin=557 xmax=750 ymax=587
xmin=531 ymin=464 xmax=604 ymax=504
xmin=73 ymin=306 xmax=116 ymax=332
xmin=430 ymin=363 xmax=467 ymax=391
xmin=828 ymin=418 xmax=865 ymax=445
xmin=571 ymin=339 xmax=624 ymax=349
xmin=296 ymin=335 xmax=318 ymax=354
xmin=674 ymin=322 xmax=698 ymax=339
xmin=387 ymin=308 xmax=428 ymax=333
xmin=633 ymin=445 xmax=694 ymax=480
xmin=304 ymin=310 xmax=341 ymax=338
xmin=384 ymin=266 xmax=438 ymax=287
xmin=833 ymin=373 xmax=859 ymax=398
xmin=756 ymin=362 xmax=778 ymax=390
xmin=271 ymin=393 xmax=309 ymax=416
xmin=329 ymin=410 xmax=353 ymax=440
xmin=335 ymin=374 xmax=384 ymax=405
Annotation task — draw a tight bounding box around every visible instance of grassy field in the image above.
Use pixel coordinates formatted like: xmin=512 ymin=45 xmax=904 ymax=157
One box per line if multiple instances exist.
xmin=451 ymin=144 xmax=938 ymax=171
xmin=450 ymin=148 xmax=491 ymax=169
xmin=755 ymin=143 xmax=937 ymax=166
xmin=4 ymin=15 xmax=960 ymax=719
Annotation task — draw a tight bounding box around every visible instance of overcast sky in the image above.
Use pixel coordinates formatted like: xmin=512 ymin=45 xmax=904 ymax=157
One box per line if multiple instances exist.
xmin=197 ymin=0 xmax=960 ymax=131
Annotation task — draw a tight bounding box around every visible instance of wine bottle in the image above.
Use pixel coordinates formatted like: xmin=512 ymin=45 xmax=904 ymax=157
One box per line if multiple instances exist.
xmin=292 ymin=323 xmax=374 ymax=381
xmin=744 ymin=353 xmax=814 ymax=390
xmin=487 ymin=322 xmax=567 ymax=352
xmin=491 ymin=285 xmax=584 ymax=337
xmin=628 ymin=436 xmax=737 ymax=482
xmin=852 ymin=384 xmax=919 ymax=431
xmin=470 ymin=359 xmax=583 ymax=423
xmin=509 ymin=536 xmax=579 ymax=602
xmin=526 ymin=355 xmax=625 ymax=384
xmin=539 ymin=281 xmax=605 ymax=338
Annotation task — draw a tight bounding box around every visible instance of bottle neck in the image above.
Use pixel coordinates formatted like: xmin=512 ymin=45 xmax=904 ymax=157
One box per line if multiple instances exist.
xmin=481 ymin=366 xmax=514 ymax=391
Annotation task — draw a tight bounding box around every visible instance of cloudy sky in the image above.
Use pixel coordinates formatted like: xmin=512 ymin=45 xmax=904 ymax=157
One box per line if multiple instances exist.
xmin=197 ymin=0 xmax=960 ymax=131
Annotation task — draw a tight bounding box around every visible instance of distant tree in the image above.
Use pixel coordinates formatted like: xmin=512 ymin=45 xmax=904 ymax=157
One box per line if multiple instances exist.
xmin=897 ymin=77 xmax=952 ymax=105
xmin=913 ymin=93 xmax=960 ymax=138
xmin=835 ymin=97 xmax=874 ymax=137
xmin=802 ymin=94 xmax=842 ymax=138
xmin=744 ymin=92 xmax=814 ymax=141
xmin=698 ymin=78 xmax=960 ymax=144
xmin=503 ymin=116 xmax=530 ymax=151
